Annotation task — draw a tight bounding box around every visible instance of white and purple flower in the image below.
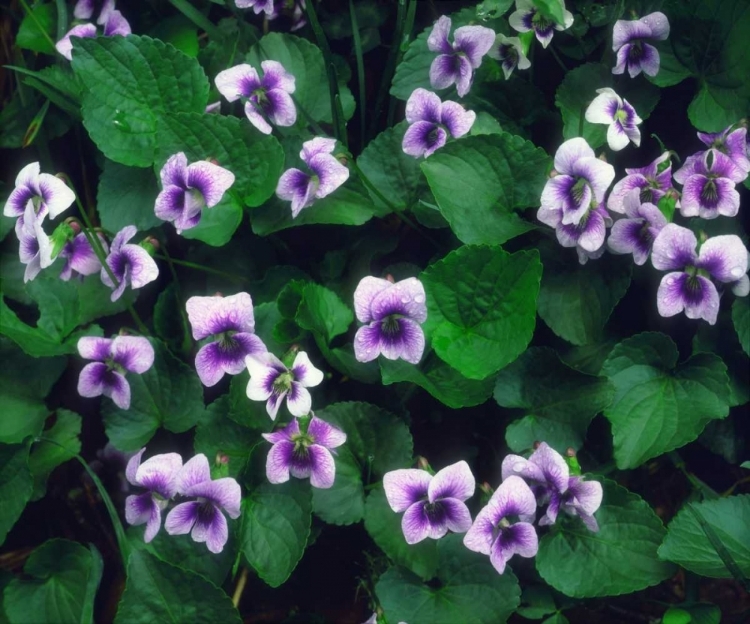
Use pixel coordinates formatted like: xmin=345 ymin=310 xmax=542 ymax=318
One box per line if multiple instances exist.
xmin=696 ymin=124 xmax=750 ymax=175
xmin=651 ymin=224 xmax=749 ymax=324
xmin=124 ymin=448 xmax=182 ymax=543
xmin=426 ymin=15 xmax=495 ymax=98
xmin=402 ymin=88 xmax=475 ymax=158
xmin=14 ymin=201 xmax=53 ymax=283
xmin=235 ymin=0 xmax=274 ymax=15
xmin=612 ymin=12 xmax=670 ymax=78
xmin=353 ymin=276 xmax=427 ymax=365
xmin=383 ymin=461 xmax=475 ymax=545
xmin=607 ymin=190 xmax=667 ymax=266
xmin=164 ymin=454 xmax=241 ymax=554
xmin=185 ymin=293 xmax=267 ymax=387
xmin=607 ymin=151 xmax=675 ymax=213
xmin=245 ymin=351 xmax=324 ymax=420
xmin=673 ymin=149 xmax=745 ymax=219
xmin=55 ymin=9 xmax=131 ymax=60
xmin=488 ymin=34 xmax=531 ymax=80
xmin=463 ymin=476 xmax=538 ymax=574
xmin=59 ymin=232 xmax=105 ymax=281
xmin=77 ymin=336 xmax=155 ymax=409
xmin=3 ymin=161 xmax=75 ymax=224
xmin=555 ymin=203 xmax=613 ymax=265
xmin=509 ymin=0 xmax=574 ymax=49
xmin=268 ymin=0 xmax=306 ymax=31
xmin=276 ymin=137 xmax=349 ymax=217
xmin=101 ymin=225 xmax=159 ymax=302
xmin=262 ymin=415 xmax=346 ymax=489
xmin=214 ymin=61 xmax=296 ymax=135
xmin=154 ymin=153 xmax=235 ymax=234
xmin=73 ymin=0 xmax=114 ymax=21
xmin=585 ymin=88 xmax=642 ymax=151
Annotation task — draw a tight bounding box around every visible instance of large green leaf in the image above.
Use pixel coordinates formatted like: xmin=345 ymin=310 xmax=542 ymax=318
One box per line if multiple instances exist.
xmin=658 ymin=495 xmax=750 ymax=578
xmin=421 ymin=246 xmax=541 ymax=380
xmin=601 ymin=333 xmax=731 ymax=469
xmin=115 ymin=550 xmax=241 ymax=623
xmin=3 ymin=539 xmax=103 ymax=624
xmin=28 ymin=410 xmax=82 ymax=500
xmin=421 ymin=134 xmax=547 ymax=245
xmin=495 ymin=347 xmax=614 ymax=452
xmin=0 ymin=442 xmax=32 ymax=546
xmin=71 ymin=35 xmax=209 ymax=167
xmin=733 ymin=298 xmax=750 ymax=356
xmin=97 ymin=160 xmax=162 ymax=233
xmin=295 ymin=282 xmax=353 ymax=344
xmin=536 ymin=479 xmax=675 ymax=597
xmin=376 ymin=534 xmax=521 ymax=624
xmin=16 ymin=3 xmax=56 ymax=55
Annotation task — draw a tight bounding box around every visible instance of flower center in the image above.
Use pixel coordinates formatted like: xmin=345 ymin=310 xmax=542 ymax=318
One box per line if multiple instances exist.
xmin=571 ymin=178 xmax=589 ymax=204
xmin=638 ymin=221 xmax=655 ymax=245
xmin=629 ymin=40 xmax=644 ymax=59
xmin=500 ymin=44 xmax=518 ymax=64
xmin=381 ymin=315 xmax=402 ymax=336
xmin=701 ymin=179 xmax=719 ymax=206
xmin=423 ymin=501 xmax=444 ymax=522
xmin=273 ymin=371 xmax=294 ymax=393
xmin=197 ymin=499 xmax=215 ymax=522
xmin=291 ymin=432 xmax=314 ymax=453
xmin=640 ymin=186 xmax=654 ymax=203
xmin=615 ymin=108 xmax=628 ymax=123
xmin=531 ymin=11 xmax=551 ymax=31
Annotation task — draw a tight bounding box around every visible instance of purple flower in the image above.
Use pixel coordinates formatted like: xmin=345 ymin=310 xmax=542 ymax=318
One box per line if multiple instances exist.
xmin=607 ymin=190 xmax=667 ymax=265
xmin=674 ymin=149 xmax=745 ymax=219
xmin=245 ymin=351 xmax=324 ymax=420
xmin=538 ymin=138 xmax=616 ymax=227
xmin=101 ymin=225 xmax=159 ymax=302
xmin=552 ymin=476 xmax=603 ymax=532
xmin=268 ymin=0 xmax=306 ymax=31
xmin=383 ymin=461 xmax=475 ymax=545
xmin=612 ymin=12 xmax=670 ymax=78
xmin=276 ymin=137 xmax=349 ymax=217
xmin=607 ymin=151 xmax=675 ymax=213
xmin=697 ymin=125 xmax=750 ymax=175
xmin=402 ymin=88 xmax=475 ymax=158
xmin=509 ymin=0 xmax=574 ymax=49
xmin=487 ymin=34 xmax=531 ymax=80
xmin=164 ymin=454 xmax=241 ymax=554
xmin=214 ymin=61 xmax=296 ymax=134
xmin=463 ymin=476 xmax=538 ymax=574
xmin=235 ymin=0 xmax=274 ymax=15
xmin=651 ymin=224 xmax=749 ymax=325
xmin=73 ymin=0 xmax=114 ymax=22
xmin=124 ymin=448 xmax=182 ymax=542
xmin=185 ymin=293 xmax=267 ymax=387
xmin=59 ymin=232 xmax=105 ymax=281
xmin=262 ymin=415 xmax=346 ymax=489
xmin=14 ymin=201 xmax=53 ymax=283
xmin=585 ymin=88 xmax=642 ymax=151
xmin=55 ymin=10 xmax=131 ymax=60
xmin=353 ymin=276 xmax=427 ymax=364
xmin=3 ymin=162 xmax=75 ymax=222
xmin=555 ymin=203 xmax=612 ymax=265
xmin=154 ymin=153 xmax=235 ymax=234
xmin=77 ymin=336 xmax=155 ymax=409
xmin=427 ymin=16 xmax=495 ymax=98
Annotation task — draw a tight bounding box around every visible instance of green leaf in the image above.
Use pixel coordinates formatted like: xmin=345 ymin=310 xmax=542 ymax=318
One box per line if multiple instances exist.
xmin=71 ymin=35 xmax=209 ymax=167
xmin=97 ymin=160 xmax=163 ymax=233
xmin=29 ymin=410 xmax=82 ymax=501
xmin=364 ymin=485 xmax=439 ymax=580
xmin=150 ymin=16 xmax=199 ymax=58
xmin=0 ymin=442 xmax=32 ymax=546
xmin=312 ymin=402 xmax=413 ymax=525
xmin=537 ymin=242 xmax=631 ymax=346
xmin=515 ymin=585 xmax=557 ymax=619
xmin=658 ymin=495 xmax=750 ymax=578
xmin=380 ymin=353 xmax=494 ymax=409
xmin=390 ymin=26 xmax=434 ymax=101
xmin=535 ymin=0 xmax=567 ymax=25
xmin=4 ymin=539 xmax=103 ymax=624
xmin=103 ymin=340 xmax=206 ymax=451
xmin=495 ymin=347 xmax=614 ymax=452
xmin=536 ymin=479 xmax=675 ymax=597
xmin=294 ymin=282 xmax=353 ymax=344
xmin=733 ymin=298 xmax=750 ymax=356
xmin=421 ymin=134 xmax=548 ymax=245
xmin=376 ymin=534 xmax=521 ymax=624
xmin=181 ymin=196 xmax=244 ymax=247
xmin=421 ymin=246 xmax=541 ymax=380
xmin=693 ymin=320 xmax=749 ymax=407
xmin=228 ymin=372 xmax=274 ymax=432
xmin=115 ymin=550 xmax=241 ymax=624
xmin=240 ymin=479 xmax=312 ymax=588
xmin=16 ymin=3 xmax=56 ymax=55
xmin=601 ymin=333 xmax=731 ymax=469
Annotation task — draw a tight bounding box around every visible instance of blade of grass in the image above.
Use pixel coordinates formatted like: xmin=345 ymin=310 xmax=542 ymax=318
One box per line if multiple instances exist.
xmin=169 ymin=0 xmax=224 ymax=41
xmin=55 ymin=0 xmax=68 ymax=42
xmin=369 ymin=0 xmax=406 ymax=140
xmin=18 ymin=0 xmax=57 ymax=53
xmin=386 ymin=0 xmax=416 ymax=129
xmin=349 ymin=0 xmax=366 ymax=150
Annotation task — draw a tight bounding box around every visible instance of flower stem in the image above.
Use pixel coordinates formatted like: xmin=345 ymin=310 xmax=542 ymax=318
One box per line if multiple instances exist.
xmin=158 ymin=242 xmax=193 ymax=355
xmin=54 ymin=0 xmax=68 ymax=43
xmin=549 ymin=44 xmax=568 ymax=72
xmin=349 ymin=0 xmax=366 ymax=150
xmin=231 ymin=566 xmax=249 ymax=608
xmin=154 ymin=255 xmax=249 ymax=284
xmin=18 ymin=0 xmax=57 ymax=53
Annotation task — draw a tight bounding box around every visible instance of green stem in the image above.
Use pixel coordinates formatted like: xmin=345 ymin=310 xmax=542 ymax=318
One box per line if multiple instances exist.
xmin=154 ymin=255 xmax=249 ymax=284
xmin=18 ymin=0 xmax=57 ymax=53
xmin=549 ymin=44 xmax=568 ymax=72
xmin=54 ymin=0 xmax=68 ymax=42
xmin=349 ymin=0 xmax=366 ymax=150
xmin=169 ymin=0 xmax=224 ymax=40
xmin=158 ymin=243 xmax=193 ymax=355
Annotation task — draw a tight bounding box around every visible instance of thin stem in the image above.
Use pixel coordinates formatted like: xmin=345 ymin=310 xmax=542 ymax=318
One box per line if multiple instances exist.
xmin=158 ymin=243 xmax=193 ymax=355
xmin=18 ymin=0 xmax=57 ymax=53
xmin=154 ymin=255 xmax=249 ymax=284
xmin=169 ymin=0 xmax=224 ymax=41
xmin=549 ymin=44 xmax=568 ymax=72
xmin=54 ymin=0 xmax=68 ymax=42
xmin=349 ymin=0 xmax=366 ymax=150
xmin=231 ymin=567 xmax=249 ymax=608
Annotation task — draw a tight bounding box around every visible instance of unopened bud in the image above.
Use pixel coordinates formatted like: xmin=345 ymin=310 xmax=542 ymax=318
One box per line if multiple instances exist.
xmin=64 ymin=218 xmax=82 ymax=234
xmin=566 ymin=447 xmax=576 ymax=458
xmin=533 ymin=440 xmax=542 ymax=450
xmin=549 ymin=169 xmax=558 ymax=178
xmin=597 ymin=153 xmax=609 ymax=163
xmin=385 ymin=274 xmax=395 ymax=283
xmin=417 ymin=456 xmax=430 ymax=470
xmin=213 ymin=291 xmax=224 ymax=298
xmin=216 ymin=452 xmax=229 ymax=465
xmin=335 ymin=153 xmax=349 ymax=166
xmin=478 ymin=481 xmax=493 ymax=495
xmin=140 ymin=236 xmax=159 ymax=256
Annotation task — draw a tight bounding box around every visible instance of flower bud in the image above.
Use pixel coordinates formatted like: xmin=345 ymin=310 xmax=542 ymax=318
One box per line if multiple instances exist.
xmin=139 ymin=236 xmax=160 ymax=256
xmin=48 ymin=222 xmax=76 ymax=260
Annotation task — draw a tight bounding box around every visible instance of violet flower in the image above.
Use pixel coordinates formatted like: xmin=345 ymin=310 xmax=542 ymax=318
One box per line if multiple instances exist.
xmin=673 ymin=149 xmax=745 ymax=219
xmin=214 ymin=61 xmax=296 ymax=134
xmin=154 ymin=153 xmax=235 ymax=234
xmin=555 ymin=203 xmax=612 ymax=265
xmin=235 ymin=0 xmax=274 ymax=15
xmin=276 ymin=137 xmax=349 ymax=217
xmin=612 ymin=12 xmax=670 ymax=78
xmin=124 ymin=448 xmax=182 ymax=543
xmin=3 ymin=161 xmax=75 ymax=223
xmin=509 ymin=0 xmax=574 ymax=49
xmin=607 ymin=190 xmax=667 ymax=265
xmin=353 ymin=276 xmax=427 ymax=364
xmin=59 ymin=232 xmax=105 ymax=281
xmin=463 ymin=476 xmax=538 ymax=574
xmin=651 ymin=224 xmax=749 ymax=325
xmin=697 ymin=124 xmax=750 ymax=175
xmin=585 ymin=88 xmax=642 ymax=151
xmin=55 ymin=10 xmax=131 ymax=60
xmin=554 ymin=476 xmax=603 ymax=532
xmin=14 ymin=201 xmax=53 ymax=283
xmin=269 ymin=0 xmax=306 ymax=31
xmin=488 ymin=34 xmax=531 ymax=80
xmin=383 ymin=461 xmax=475 ymax=545
xmin=77 ymin=336 xmax=155 ymax=409
xmin=245 ymin=351 xmax=324 ymax=420
xmin=73 ymin=0 xmax=114 ymax=21
xmin=185 ymin=293 xmax=267 ymax=387
xmin=164 ymin=454 xmax=241 ymax=554
xmin=427 ymin=16 xmax=495 ymax=98
xmin=101 ymin=225 xmax=159 ymax=302
xmin=402 ymin=88 xmax=475 ymax=158
xmin=607 ymin=151 xmax=674 ymax=213
xmin=262 ymin=415 xmax=346 ymax=489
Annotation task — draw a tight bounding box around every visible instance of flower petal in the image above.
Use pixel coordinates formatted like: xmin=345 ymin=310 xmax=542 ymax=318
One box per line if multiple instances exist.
xmin=370 ymin=278 xmax=428 ymax=323
xmin=428 ymin=460 xmax=475 ymax=503
xmin=353 ymin=276 xmax=392 ymax=323
xmin=77 ymin=362 xmax=108 ymax=398
xmin=553 ymin=138 xmax=596 ymax=175
xmin=308 ymin=154 xmax=349 ymax=199
xmin=243 ymin=101 xmax=273 ymax=134
xmin=165 ymin=501 xmax=199 ymax=535
xmin=260 ymin=59 xmax=296 ymax=93
xmin=120 ymin=245 xmax=159 ymax=289
xmin=125 ymin=448 xmax=146 ymax=486
xmin=77 ymin=336 xmax=112 ymax=362
xmin=186 ymin=293 xmax=256 ymax=340
xmin=405 ymin=88 xmax=442 ymax=125
xmin=301 ymin=137 xmax=337 ymax=162
xmin=529 ymin=443 xmax=570 ymax=494
xmin=307 ymin=416 xmax=346 ymax=449
xmin=697 ymin=235 xmax=749 ymax=283
xmin=111 ymin=336 xmax=154 ymax=374
xmin=291 ymin=351 xmax=324 ymax=388
xmin=401 ymin=501 xmax=432 ymax=544
xmin=308 ymin=445 xmax=336 ymax=489
xmin=135 ymin=452 xmax=183 ymax=498
xmin=56 ymin=24 xmax=97 ymax=60
xmin=215 ymin=64 xmax=260 ymax=101
xmin=651 ymin=224 xmax=698 ymax=271
xmin=176 ymin=454 xmax=211 ymax=493
xmin=266 ymin=440 xmax=294 ymax=483
xmin=36 ymin=173 xmax=75 ymax=219
xmin=429 ymin=54 xmax=460 ymax=91
xmin=440 ymin=101 xmax=476 ymax=138
xmin=186 ymin=161 xmax=235 ymax=208
xmin=490 ymin=475 xmax=538 ymax=520
xmin=353 ymin=324 xmax=382 ymax=362
xmin=383 ymin=469 xmax=431 ymax=513
xmin=426 ymin=15 xmax=452 ymax=54
xmin=104 ymin=370 xmax=131 ymax=409
xmin=125 ymin=493 xmax=154 ymax=527
xmin=185 ymin=478 xmax=241 ymax=518
xmin=657 ymin=272 xmax=720 ymax=325
xmin=265 ymin=88 xmax=297 ymax=127
xmin=402 ymin=121 xmax=446 ymax=158
xmin=276 ymin=168 xmax=315 ymax=217
xmin=453 ymin=25 xmax=496 ymax=68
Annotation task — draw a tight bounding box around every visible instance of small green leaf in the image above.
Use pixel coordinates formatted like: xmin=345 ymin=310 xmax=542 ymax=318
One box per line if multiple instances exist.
xmin=0 ymin=442 xmax=33 ymax=546
xmin=16 ymin=3 xmax=56 ymax=55
xmin=97 ymin=160 xmax=163 ymax=233
xmin=228 ymin=372 xmax=274 ymax=432
xmin=662 ymin=608 xmax=693 ymax=624
xmin=181 ymin=195 xmax=244 ymax=247
xmin=295 ymin=283 xmax=353 ymax=344
xmin=29 ymin=410 xmax=82 ymax=500
xmin=732 ymin=298 xmax=749 ymax=356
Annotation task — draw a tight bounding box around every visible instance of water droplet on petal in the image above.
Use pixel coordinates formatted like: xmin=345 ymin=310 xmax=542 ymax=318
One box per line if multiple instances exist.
xmin=401 ymin=296 xmax=409 ymax=303
xmin=414 ymin=294 xmax=425 ymax=303
xmin=731 ymin=267 xmax=744 ymax=278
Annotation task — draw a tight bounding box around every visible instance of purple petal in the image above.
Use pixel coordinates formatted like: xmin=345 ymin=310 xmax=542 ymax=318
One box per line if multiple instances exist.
xmin=353 ymin=276 xmax=391 ymax=323
xmin=243 ymin=100 xmax=273 ymax=135
xmin=36 ymin=173 xmax=75 ymax=219
xmin=723 ymin=128 xmax=750 ymax=173
xmin=369 ymin=278 xmax=428 ymax=323
xmin=265 ymin=88 xmax=297 ymax=127
xmin=569 ymin=158 xmax=616 ymax=204
xmin=426 ymin=15 xmax=452 ymax=54
xmin=638 ymin=44 xmax=661 ymax=77
xmin=697 ymin=235 xmax=749 ymax=283
xmin=262 ymin=419 xmax=299 ymax=445
xmin=528 ymin=443 xmax=570 ymax=494
xmin=463 ymin=510 xmax=495 ymax=556
xmin=440 ymin=101 xmax=475 ymax=138
xmin=103 ymin=10 xmax=131 ymax=37
xmin=401 ymin=501 xmax=432 ymax=544
xmin=608 ymin=218 xmax=651 ymax=265
xmin=176 ymin=454 xmax=211 ymax=494
xmin=565 ymin=477 xmax=603 ymax=517
xmin=125 ymin=448 xmax=146 ymax=486
xmin=307 ymin=445 xmax=336 ymax=489
xmin=641 ymin=12 xmax=670 ymax=40
xmin=538 ymin=177 xmax=568 ymax=227
xmin=74 ymin=0 xmax=94 ymax=20
xmin=429 ymin=54 xmax=461 ymax=91
xmin=612 ymin=19 xmax=652 ymax=51
xmin=266 ymin=440 xmax=294 ymax=483
xmin=291 ymin=351 xmax=324 ymax=387
xmin=405 ymin=88 xmax=442 ymax=124
xmin=402 ymin=121 xmax=447 ymax=158
xmin=607 ymin=174 xmax=649 ymax=214
xmin=77 ymin=336 xmax=112 ymax=362
xmin=77 ymin=362 xmax=109 ymax=398
xmin=184 ymin=478 xmax=241 ymax=518
xmin=489 ymin=522 xmax=538 ymax=574
xmin=105 ymin=371 xmax=131 ymax=409
xmin=97 ymin=0 xmax=115 ymax=24
xmin=110 ymin=225 xmax=137 ymax=254
xmin=195 ymin=333 xmax=266 ymax=387
xmin=651 ymin=224 xmax=698 ymax=271
xmin=377 ymin=317 xmax=426 ymax=364
xmin=194 ymin=505 xmax=229 ymax=554
xmin=508 ymin=7 xmax=533 ymax=35
xmin=186 ymin=161 xmax=235 ymax=208
xmin=680 ymin=175 xmax=739 ymax=219
xmin=307 ymin=416 xmax=346 ymax=449
xmin=383 ymin=469 xmax=431 ymax=513
xmin=553 ymin=138 xmax=596 ymax=175
xmin=61 ymin=233 xmax=102 ymax=278
xmin=657 ymin=272 xmax=720 ymax=325
xmin=134 ymin=452 xmax=182 ymax=498
xmin=4 ymin=164 xmax=38 ymax=218
xmin=266 ymin=390 xmax=287 ymax=421
xmin=301 ymin=137 xmax=337 ymax=162
xmin=454 ymin=55 xmax=474 ymax=98
xmin=186 ymin=292 xmax=256 ymax=340
xmin=427 ymin=460 xmax=475 ymax=503
xmin=56 ymin=24 xmax=97 ymax=60
xmin=556 ymin=205 xmax=609 ymax=253
xmin=165 ymin=501 xmax=199 ymax=535
xmin=125 ymin=492 xmax=155 ymax=527
xmin=143 ymin=503 xmax=163 ymax=543
xmin=276 ymin=168 xmax=315 ymax=217
xmin=440 ymin=498 xmax=473 ymax=534
xmin=111 ymin=336 xmax=154 ymax=374
xmin=501 ymin=454 xmax=544 ymax=485
xmin=585 ymin=88 xmax=618 ymax=125
xmin=489 ymin=475 xmax=537 ymax=521
xmin=308 ymin=153 xmax=349 ymax=199
xmin=215 ymin=64 xmax=260 ymax=102
xmin=353 ymin=324 xmax=381 ymax=363
xmin=154 ymin=186 xmax=186 ymax=224
xmin=453 ymin=25 xmax=496 ymax=68
xmin=119 ymin=245 xmax=159 ymax=289
xmin=260 ymin=60 xmax=296 ymax=93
